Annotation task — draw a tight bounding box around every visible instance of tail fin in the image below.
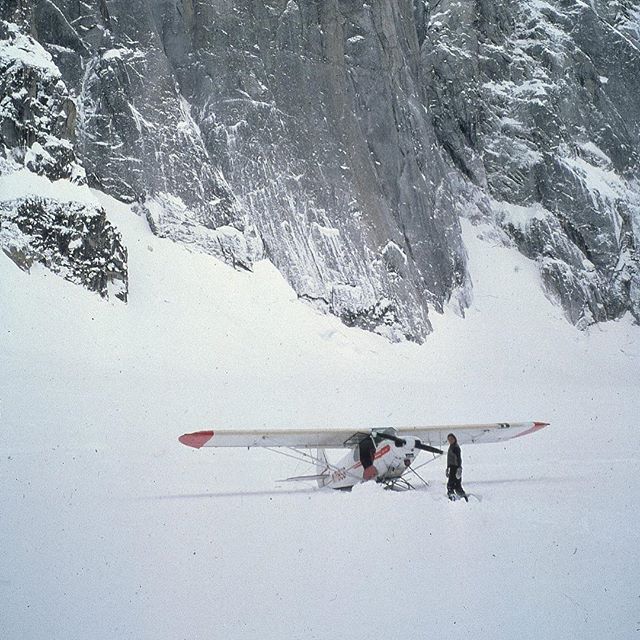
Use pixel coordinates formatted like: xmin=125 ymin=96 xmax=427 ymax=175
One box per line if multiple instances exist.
xmin=316 ymin=448 xmax=330 ymax=488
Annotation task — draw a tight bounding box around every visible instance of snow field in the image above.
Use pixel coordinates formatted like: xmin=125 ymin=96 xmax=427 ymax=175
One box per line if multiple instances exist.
xmin=1 ymin=186 xmax=639 ymax=639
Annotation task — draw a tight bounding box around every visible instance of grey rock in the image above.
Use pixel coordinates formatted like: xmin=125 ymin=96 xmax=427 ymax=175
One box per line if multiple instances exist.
xmin=137 ymin=0 xmax=471 ymax=340
xmin=0 ymin=20 xmax=127 ymax=300
xmin=0 ymin=20 xmax=81 ymax=181
xmin=424 ymin=0 xmax=640 ymax=327
xmin=0 ymin=197 xmax=128 ymax=301
xmin=2 ymin=1 xmax=639 ymax=338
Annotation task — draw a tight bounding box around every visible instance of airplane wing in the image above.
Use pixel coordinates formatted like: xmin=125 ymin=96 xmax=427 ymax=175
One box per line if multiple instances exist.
xmin=397 ymin=421 xmax=549 ymax=448
xmin=178 ymin=428 xmax=372 ymax=449
xmin=179 ymin=422 xmax=548 ymax=450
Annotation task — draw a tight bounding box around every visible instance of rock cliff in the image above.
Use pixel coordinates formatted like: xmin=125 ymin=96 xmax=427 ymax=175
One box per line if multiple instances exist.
xmin=1 ymin=0 xmax=638 ymax=338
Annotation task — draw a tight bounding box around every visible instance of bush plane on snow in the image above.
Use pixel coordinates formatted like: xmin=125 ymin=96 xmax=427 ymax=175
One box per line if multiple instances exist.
xmin=179 ymin=421 xmax=549 ymax=491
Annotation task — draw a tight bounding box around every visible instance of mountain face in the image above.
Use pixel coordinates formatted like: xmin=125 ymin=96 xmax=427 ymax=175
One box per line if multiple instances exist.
xmin=1 ymin=0 xmax=639 ymax=340
xmin=424 ymin=0 xmax=640 ymax=327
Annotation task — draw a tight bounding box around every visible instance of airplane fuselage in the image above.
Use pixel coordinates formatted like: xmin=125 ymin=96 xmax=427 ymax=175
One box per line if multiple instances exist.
xmin=320 ymin=437 xmax=419 ymax=490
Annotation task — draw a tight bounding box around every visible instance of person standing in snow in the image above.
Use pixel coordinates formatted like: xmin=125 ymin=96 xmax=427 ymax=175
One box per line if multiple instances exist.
xmin=446 ymin=433 xmax=467 ymax=500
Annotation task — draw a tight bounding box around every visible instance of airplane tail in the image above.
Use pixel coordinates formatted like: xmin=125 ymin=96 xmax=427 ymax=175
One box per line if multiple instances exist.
xmin=316 ymin=448 xmax=330 ymax=488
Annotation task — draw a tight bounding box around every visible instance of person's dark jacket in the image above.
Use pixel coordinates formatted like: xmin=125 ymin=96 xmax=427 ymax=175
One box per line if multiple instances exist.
xmin=447 ymin=443 xmax=462 ymax=468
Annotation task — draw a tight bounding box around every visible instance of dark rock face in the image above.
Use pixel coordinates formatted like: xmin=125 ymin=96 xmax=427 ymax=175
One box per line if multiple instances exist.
xmin=0 ymin=197 xmax=128 ymax=300
xmin=2 ymin=1 xmax=472 ymax=341
xmin=0 ymin=19 xmax=79 ymax=181
xmin=1 ymin=1 xmax=639 ymax=337
xmin=157 ymin=1 xmax=471 ymax=340
xmin=424 ymin=0 xmax=640 ymax=326
xmin=0 ymin=18 xmax=128 ymax=300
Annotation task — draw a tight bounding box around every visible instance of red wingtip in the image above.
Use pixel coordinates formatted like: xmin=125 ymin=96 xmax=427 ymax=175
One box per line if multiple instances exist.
xmin=513 ymin=421 xmax=550 ymax=439
xmin=179 ymin=431 xmax=214 ymax=449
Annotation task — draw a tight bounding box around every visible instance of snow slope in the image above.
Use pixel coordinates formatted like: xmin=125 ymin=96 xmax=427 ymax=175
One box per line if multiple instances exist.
xmin=1 ymin=186 xmax=639 ymax=639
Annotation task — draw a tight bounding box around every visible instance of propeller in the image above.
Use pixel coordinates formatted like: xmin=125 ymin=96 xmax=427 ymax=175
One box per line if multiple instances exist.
xmin=414 ymin=440 xmax=443 ymax=455
xmin=374 ymin=432 xmax=406 ymax=447
xmin=372 ymin=431 xmax=443 ymax=455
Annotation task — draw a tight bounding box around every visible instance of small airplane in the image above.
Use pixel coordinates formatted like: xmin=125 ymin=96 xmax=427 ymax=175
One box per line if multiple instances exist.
xmin=179 ymin=421 xmax=549 ymax=491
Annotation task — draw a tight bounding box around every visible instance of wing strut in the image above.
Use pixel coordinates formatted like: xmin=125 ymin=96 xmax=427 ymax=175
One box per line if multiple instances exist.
xmin=265 ymin=446 xmax=364 ymax=485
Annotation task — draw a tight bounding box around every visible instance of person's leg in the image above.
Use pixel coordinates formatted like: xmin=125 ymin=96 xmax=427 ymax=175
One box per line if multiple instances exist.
xmin=454 ymin=473 xmax=466 ymax=496
xmin=447 ymin=467 xmax=457 ymax=495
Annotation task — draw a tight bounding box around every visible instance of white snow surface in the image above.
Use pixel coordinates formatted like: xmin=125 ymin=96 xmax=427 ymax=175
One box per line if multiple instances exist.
xmin=1 ymin=186 xmax=639 ymax=640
